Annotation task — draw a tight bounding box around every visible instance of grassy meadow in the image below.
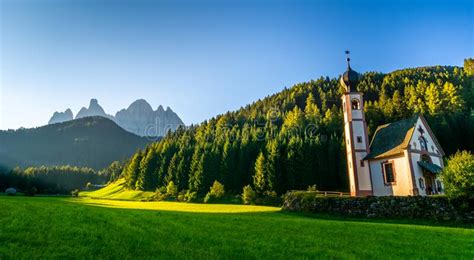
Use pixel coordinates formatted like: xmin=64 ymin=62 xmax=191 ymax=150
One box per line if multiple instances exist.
xmin=0 ymin=195 xmax=473 ymax=259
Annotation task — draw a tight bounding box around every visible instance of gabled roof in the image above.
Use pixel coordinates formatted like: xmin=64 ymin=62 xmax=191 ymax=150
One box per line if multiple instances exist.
xmin=365 ymin=116 xmax=418 ymax=160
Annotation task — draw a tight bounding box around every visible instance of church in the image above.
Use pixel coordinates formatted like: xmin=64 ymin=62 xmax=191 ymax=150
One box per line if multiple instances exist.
xmin=340 ymin=57 xmax=445 ymax=197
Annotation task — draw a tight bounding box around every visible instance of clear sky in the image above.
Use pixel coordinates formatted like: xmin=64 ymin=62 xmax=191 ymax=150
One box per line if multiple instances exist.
xmin=0 ymin=0 xmax=472 ymax=130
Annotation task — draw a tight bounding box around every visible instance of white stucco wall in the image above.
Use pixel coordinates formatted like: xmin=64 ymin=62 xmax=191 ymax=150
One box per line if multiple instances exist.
xmin=408 ymin=118 xmax=444 ymax=195
xmin=342 ymin=93 xmax=371 ymax=195
xmin=352 ymin=121 xmax=367 ymax=150
xmin=409 ymin=118 xmax=442 ymax=156
xmin=355 ymin=152 xmax=371 ymax=190
xmin=369 ymin=155 xmax=413 ymax=196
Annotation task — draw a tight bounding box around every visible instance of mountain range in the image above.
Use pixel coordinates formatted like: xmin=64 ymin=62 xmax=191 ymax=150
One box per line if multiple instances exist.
xmin=0 ymin=116 xmax=151 ymax=170
xmin=49 ymin=99 xmax=184 ymax=137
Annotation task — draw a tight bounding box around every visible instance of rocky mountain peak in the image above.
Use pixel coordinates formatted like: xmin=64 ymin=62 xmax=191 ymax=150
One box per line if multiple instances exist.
xmin=48 ymin=99 xmax=184 ymax=137
xmin=127 ymin=99 xmax=154 ymax=114
xmin=90 ymin=98 xmax=99 ymax=107
xmin=156 ymin=105 xmax=165 ymax=113
xmin=48 ymin=109 xmax=74 ymax=125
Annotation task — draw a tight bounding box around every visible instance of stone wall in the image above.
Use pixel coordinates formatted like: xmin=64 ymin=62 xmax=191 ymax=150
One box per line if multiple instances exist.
xmin=282 ymin=191 xmax=474 ymax=223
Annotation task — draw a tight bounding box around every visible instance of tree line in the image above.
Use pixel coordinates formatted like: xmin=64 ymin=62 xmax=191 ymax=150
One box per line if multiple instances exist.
xmin=0 ymin=164 xmax=121 ymax=194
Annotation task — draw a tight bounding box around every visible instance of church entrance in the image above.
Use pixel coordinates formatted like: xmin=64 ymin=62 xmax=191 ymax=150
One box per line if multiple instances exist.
xmin=423 ymin=172 xmax=436 ymax=195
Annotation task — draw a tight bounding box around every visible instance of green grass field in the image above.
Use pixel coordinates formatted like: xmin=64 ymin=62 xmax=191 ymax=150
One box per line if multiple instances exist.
xmin=0 ymin=196 xmax=473 ymax=259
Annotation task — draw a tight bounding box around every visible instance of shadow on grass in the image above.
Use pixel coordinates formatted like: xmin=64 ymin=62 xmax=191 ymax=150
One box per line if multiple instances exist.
xmin=278 ymin=210 xmax=474 ymax=229
xmin=65 ymin=197 xmax=473 ymax=229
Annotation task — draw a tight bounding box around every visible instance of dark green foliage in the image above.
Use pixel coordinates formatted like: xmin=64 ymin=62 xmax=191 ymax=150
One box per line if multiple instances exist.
xmin=121 ymin=65 xmax=474 ymax=198
xmin=0 ymin=117 xmax=150 ymax=170
xmin=283 ymin=191 xmax=474 ymax=223
xmin=0 ymin=165 xmax=107 ymax=194
xmin=98 ymin=161 xmax=124 ymax=183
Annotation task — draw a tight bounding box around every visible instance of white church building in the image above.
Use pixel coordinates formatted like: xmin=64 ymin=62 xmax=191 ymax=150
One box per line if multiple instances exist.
xmin=340 ymin=57 xmax=445 ymax=197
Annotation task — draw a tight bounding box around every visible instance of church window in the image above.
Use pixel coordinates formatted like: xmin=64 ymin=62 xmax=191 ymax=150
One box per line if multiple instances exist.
xmin=419 ymin=136 xmax=428 ymax=151
xmin=360 ymin=160 xmax=364 ymax=167
xmin=419 ymin=178 xmax=425 ymax=190
xmin=421 ymin=154 xmax=431 ymax=163
xmin=382 ymin=162 xmax=395 ymax=185
xmin=351 ymin=99 xmax=360 ymax=110
xmin=357 ymin=136 xmax=362 ymax=143
xmin=436 ymin=180 xmax=442 ymax=192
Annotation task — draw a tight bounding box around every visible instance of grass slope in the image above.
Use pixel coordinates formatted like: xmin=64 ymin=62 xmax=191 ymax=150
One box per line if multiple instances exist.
xmin=0 ymin=196 xmax=473 ymax=258
xmin=81 ymin=178 xmax=155 ymax=201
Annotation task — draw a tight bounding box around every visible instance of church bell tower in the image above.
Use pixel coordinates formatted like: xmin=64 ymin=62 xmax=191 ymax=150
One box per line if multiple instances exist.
xmin=341 ymin=51 xmax=373 ymax=196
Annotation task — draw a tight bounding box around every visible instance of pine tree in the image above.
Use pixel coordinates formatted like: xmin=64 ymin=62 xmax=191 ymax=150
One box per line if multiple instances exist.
xmin=136 ymin=148 xmax=160 ymax=191
xmin=253 ymin=152 xmax=266 ymax=193
xmin=426 ymin=83 xmax=442 ymax=115
xmin=124 ymin=151 xmax=143 ymax=189
xmin=265 ymin=139 xmax=280 ymax=193
xmin=304 ymin=93 xmax=321 ymax=124
xmin=442 ymin=82 xmax=464 ymax=113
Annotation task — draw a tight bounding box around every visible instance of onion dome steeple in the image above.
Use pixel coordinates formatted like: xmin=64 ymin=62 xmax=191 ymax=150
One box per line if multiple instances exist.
xmin=340 ymin=50 xmax=360 ymax=92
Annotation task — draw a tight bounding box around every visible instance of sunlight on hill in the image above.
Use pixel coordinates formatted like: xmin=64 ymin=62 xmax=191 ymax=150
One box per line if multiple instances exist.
xmin=81 ymin=178 xmax=155 ymax=201
xmin=71 ymin=197 xmax=280 ymax=213
xmin=80 ymin=178 xmax=280 ymax=213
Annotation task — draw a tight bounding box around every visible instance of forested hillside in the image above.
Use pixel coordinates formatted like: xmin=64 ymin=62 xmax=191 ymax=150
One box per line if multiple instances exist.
xmin=0 ymin=117 xmax=150 ymax=169
xmin=0 ymin=166 xmax=108 ymax=194
xmin=120 ymin=60 xmax=474 ymax=197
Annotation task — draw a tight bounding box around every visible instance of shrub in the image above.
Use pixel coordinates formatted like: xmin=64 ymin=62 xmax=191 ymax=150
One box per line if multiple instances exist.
xmin=166 ymin=181 xmax=178 ymax=198
xmin=204 ymin=181 xmax=225 ymax=203
xmin=5 ymin=187 xmax=16 ymax=196
xmin=177 ymin=190 xmax=186 ymax=202
xmin=154 ymin=186 xmax=168 ymax=201
xmin=71 ymin=189 xmax=79 ymax=197
xmin=184 ymin=190 xmax=197 ymax=202
xmin=242 ymin=185 xmax=256 ymax=205
xmin=282 ymin=191 xmax=474 ymax=222
xmin=25 ymin=186 xmax=38 ymax=196
xmin=307 ymin=184 xmax=318 ymax=192
xmin=256 ymin=191 xmax=280 ymax=206
xmin=442 ymin=150 xmax=474 ymax=198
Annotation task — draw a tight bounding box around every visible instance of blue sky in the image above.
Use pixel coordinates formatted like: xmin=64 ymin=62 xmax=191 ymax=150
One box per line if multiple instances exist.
xmin=1 ymin=0 xmax=473 ymax=129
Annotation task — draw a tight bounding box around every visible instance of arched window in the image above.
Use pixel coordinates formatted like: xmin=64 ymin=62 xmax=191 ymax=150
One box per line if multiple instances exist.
xmin=419 ymin=178 xmax=425 ymax=190
xmin=419 ymin=136 xmax=428 ymax=151
xmin=436 ymin=180 xmax=442 ymax=193
xmin=351 ymin=99 xmax=360 ymax=110
xmin=421 ymin=154 xmax=431 ymax=163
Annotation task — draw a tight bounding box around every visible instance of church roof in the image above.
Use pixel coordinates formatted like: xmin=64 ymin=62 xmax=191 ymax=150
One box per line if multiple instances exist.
xmin=417 ymin=161 xmax=443 ymax=174
xmin=340 ymin=58 xmax=360 ymax=92
xmin=365 ymin=116 xmax=418 ymax=160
